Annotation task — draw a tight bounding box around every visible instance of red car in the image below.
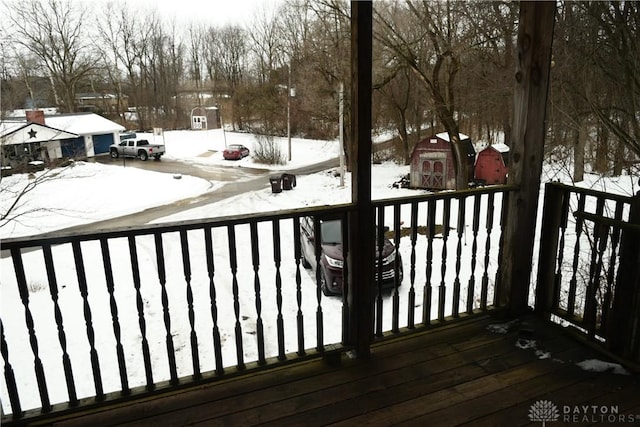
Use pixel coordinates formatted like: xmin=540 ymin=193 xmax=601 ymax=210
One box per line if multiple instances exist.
xmin=223 ymin=144 xmax=250 ymax=160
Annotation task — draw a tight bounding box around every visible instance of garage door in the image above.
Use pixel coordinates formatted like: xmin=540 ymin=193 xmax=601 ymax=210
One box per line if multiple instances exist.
xmin=61 ymin=137 xmax=86 ymax=158
xmin=93 ymin=134 xmax=114 ymax=154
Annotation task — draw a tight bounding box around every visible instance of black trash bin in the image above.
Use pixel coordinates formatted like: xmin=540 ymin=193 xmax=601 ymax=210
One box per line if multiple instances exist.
xmin=282 ymin=173 xmax=296 ymax=190
xmin=269 ymin=175 xmax=282 ymax=193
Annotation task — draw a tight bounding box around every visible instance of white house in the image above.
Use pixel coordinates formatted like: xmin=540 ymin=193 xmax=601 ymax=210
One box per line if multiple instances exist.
xmin=43 ymin=112 xmax=125 ymax=156
xmin=1 ymin=121 xmax=78 ymax=165
xmin=1 ymin=111 xmax=125 ymax=165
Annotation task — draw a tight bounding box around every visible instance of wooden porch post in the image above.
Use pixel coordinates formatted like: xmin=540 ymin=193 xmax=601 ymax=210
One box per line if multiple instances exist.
xmin=346 ymin=0 xmax=374 ymax=358
xmin=499 ymin=2 xmax=556 ymax=315
xmin=534 ymin=183 xmax=566 ymax=315
xmin=608 ymin=193 xmax=640 ymax=360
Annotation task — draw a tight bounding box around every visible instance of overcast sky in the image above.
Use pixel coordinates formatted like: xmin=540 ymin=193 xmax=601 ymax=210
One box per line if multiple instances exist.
xmin=135 ymin=0 xmax=283 ymax=26
xmin=0 ymin=0 xmax=284 ymax=42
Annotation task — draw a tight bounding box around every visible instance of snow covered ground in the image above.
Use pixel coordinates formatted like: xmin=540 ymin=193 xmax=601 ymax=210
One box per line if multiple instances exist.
xmin=1 ymin=129 xmax=636 ymax=413
xmin=0 ymin=129 xmax=419 ymax=413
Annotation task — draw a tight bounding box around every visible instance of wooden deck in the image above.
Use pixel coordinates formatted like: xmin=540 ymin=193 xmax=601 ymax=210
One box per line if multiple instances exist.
xmin=26 ymin=315 xmax=640 ymax=426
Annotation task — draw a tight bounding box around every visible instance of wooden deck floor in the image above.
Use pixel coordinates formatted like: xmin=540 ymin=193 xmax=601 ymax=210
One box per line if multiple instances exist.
xmin=28 ymin=315 xmax=640 ymax=426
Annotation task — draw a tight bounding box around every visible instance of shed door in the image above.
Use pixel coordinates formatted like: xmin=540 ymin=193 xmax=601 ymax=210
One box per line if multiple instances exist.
xmin=421 ymin=161 xmax=431 ymax=187
xmin=421 ymin=159 xmax=446 ymax=189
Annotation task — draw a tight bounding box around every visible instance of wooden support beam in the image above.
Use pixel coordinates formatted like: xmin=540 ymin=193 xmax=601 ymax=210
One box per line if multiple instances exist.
xmin=534 ymin=183 xmax=566 ymax=315
xmin=609 ymin=194 xmax=640 ymax=361
xmin=346 ymin=0 xmax=374 ymax=358
xmin=499 ymin=2 xmax=556 ymax=315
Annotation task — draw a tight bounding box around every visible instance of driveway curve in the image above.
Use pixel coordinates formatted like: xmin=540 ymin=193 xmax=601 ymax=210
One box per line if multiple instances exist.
xmin=47 ymin=156 xmax=340 ymax=235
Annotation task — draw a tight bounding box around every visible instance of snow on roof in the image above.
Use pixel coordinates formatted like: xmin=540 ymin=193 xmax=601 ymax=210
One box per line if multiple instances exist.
xmin=489 ymin=143 xmax=510 ymax=153
xmin=43 ymin=113 xmax=125 ymax=135
xmin=435 ymin=131 xmax=470 ymax=142
xmin=7 ymin=108 xmax=58 ymax=117
xmin=4 ymin=111 xmax=125 ymax=135
xmin=77 ymin=92 xmax=126 ymax=100
xmin=0 ymin=121 xmax=25 ymax=136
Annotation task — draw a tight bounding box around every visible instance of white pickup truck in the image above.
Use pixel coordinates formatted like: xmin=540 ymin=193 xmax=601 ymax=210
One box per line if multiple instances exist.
xmin=109 ymin=139 xmax=165 ymax=161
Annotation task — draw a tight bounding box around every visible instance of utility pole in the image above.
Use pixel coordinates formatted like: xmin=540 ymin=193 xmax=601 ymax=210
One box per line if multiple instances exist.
xmin=339 ymin=82 xmax=345 ymax=187
xmin=287 ymin=62 xmax=292 ymax=162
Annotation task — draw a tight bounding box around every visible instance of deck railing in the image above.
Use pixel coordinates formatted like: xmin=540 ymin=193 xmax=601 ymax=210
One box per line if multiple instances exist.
xmin=536 ymin=182 xmax=640 ymax=362
xmin=1 ymin=185 xmax=513 ymax=423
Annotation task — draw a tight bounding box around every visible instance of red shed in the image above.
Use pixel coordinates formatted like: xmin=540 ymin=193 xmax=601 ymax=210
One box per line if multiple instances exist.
xmin=409 ymin=132 xmax=476 ymax=190
xmin=474 ymin=143 xmax=510 ymax=185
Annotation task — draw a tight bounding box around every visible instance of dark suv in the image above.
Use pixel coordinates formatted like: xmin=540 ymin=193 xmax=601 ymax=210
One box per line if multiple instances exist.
xmin=300 ymin=217 xmax=403 ymax=296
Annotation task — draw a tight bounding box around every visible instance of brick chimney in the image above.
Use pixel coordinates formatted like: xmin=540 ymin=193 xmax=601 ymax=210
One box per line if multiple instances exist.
xmin=26 ymin=110 xmax=45 ymax=125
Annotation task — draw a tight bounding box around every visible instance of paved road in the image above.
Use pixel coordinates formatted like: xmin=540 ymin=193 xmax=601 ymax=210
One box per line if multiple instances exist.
xmin=92 ymin=154 xmax=268 ymax=182
xmin=38 ymin=136 xmax=401 ymax=236
xmin=49 ymin=156 xmax=340 ymax=235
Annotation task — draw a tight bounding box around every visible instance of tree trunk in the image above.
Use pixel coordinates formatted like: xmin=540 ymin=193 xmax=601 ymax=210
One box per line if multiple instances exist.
xmin=437 ymin=108 xmax=468 ymax=190
xmin=594 ymin=125 xmax=609 ymax=174
xmin=396 ymin=110 xmax=410 ymax=164
xmin=573 ymin=123 xmax=586 ymax=182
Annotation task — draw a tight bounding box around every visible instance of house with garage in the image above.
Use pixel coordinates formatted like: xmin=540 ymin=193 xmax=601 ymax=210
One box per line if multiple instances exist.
xmin=1 ymin=110 xmax=125 ymax=166
xmin=1 ymin=119 xmax=78 ymax=170
xmin=44 ymin=112 xmax=125 ymax=157
xmin=408 ymin=132 xmax=476 ymax=190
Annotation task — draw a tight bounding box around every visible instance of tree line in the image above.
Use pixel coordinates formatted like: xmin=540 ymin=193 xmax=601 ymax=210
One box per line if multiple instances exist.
xmin=1 ymin=0 xmax=638 ymax=184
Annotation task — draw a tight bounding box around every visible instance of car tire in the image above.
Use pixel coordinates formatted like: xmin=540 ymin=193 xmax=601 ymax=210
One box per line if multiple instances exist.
xmin=154 ymin=154 xmax=162 ymax=160
xmin=139 ymin=151 xmax=148 ymax=161
xmin=320 ymin=269 xmax=333 ymax=296
xmin=110 ymin=149 xmax=119 ymax=159
xmin=301 ymin=254 xmax=311 ymax=269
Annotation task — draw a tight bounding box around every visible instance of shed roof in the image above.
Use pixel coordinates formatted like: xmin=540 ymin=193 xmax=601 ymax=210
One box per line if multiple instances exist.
xmin=486 ymin=143 xmax=510 ymax=153
xmin=2 ymin=112 xmax=125 ymax=136
xmin=435 ymin=131 xmax=470 ymax=142
xmin=417 ymin=132 xmax=475 ymax=157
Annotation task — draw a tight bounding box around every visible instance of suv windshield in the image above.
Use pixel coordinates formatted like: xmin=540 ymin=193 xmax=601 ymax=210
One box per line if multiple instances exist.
xmin=321 ymin=220 xmax=341 ymax=245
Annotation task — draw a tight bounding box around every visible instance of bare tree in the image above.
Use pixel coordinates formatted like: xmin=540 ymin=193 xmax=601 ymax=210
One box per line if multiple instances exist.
xmin=374 ymin=65 xmax=415 ymax=164
xmin=457 ymin=1 xmax=518 ymax=145
xmin=584 ymin=1 xmax=640 ymax=169
xmin=95 ymin=2 xmax=132 ymax=121
xmin=547 ymin=1 xmax=639 ymax=180
xmin=305 ymin=0 xmax=351 ymax=158
xmin=187 ymin=23 xmax=206 ymax=99
xmin=375 ymin=0 xmax=471 ymax=189
xmin=205 ymin=25 xmax=248 ymax=129
xmin=250 ymin=3 xmax=285 ymax=84
xmin=7 ymin=0 xmax=96 ymax=112
xmin=245 ymin=4 xmax=286 ymax=133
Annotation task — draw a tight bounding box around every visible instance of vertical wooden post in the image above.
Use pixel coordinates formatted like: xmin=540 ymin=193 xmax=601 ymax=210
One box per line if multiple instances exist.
xmin=347 ymin=0 xmax=374 ymax=358
xmin=534 ymin=183 xmax=565 ymax=315
xmin=609 ymin=194 xmax=640 ymax=360
xmin=499 ymin=2 xmax=556 ymax=315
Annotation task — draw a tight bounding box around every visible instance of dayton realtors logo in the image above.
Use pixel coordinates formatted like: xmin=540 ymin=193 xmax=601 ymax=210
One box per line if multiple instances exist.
xmin=529 ymin=400 xmax=559 ymax=426
xmin=529 ymin=400 xmax=640 ymax=425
